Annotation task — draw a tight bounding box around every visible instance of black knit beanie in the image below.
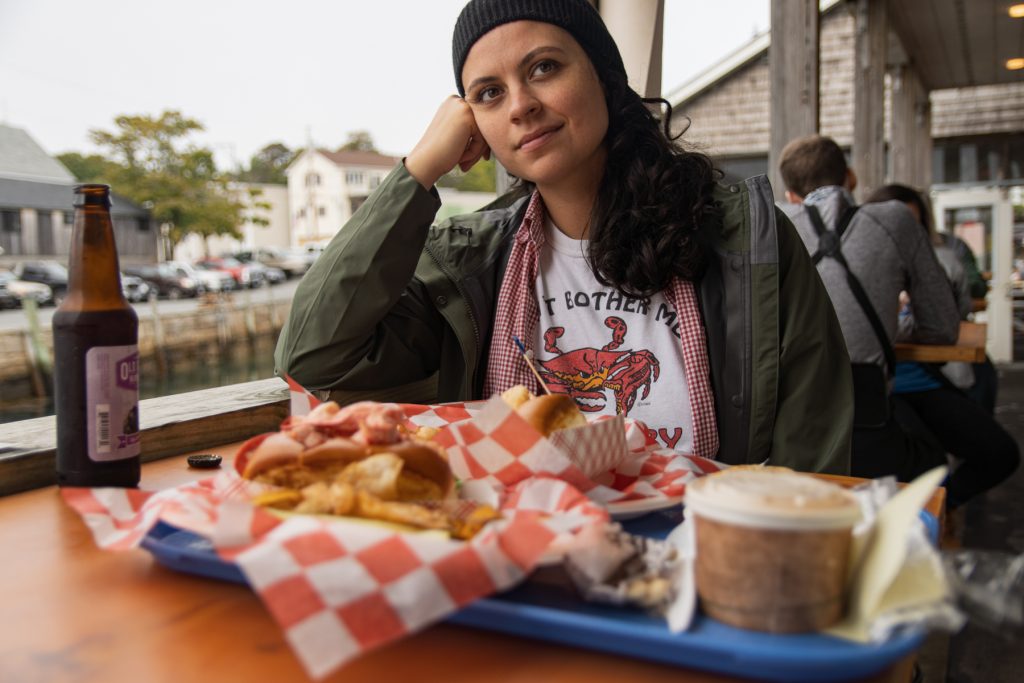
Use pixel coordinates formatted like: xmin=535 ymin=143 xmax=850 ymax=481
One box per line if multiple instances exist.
xmin=452 ymin=0 xmax=627 ymax=96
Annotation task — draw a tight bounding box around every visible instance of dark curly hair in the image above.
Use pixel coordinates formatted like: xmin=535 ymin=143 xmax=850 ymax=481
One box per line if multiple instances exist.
xmin=507 ymin=69 xmax=722 ymax=297
xmin=587 ymin=69 xmax=722 ymax=297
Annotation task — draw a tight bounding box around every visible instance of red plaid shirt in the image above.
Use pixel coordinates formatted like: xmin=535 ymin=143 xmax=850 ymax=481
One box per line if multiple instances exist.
xmin=483 ymin=192 xmax=720 ymax=459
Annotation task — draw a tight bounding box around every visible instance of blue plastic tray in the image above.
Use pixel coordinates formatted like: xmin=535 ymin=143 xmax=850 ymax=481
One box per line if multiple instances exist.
xmin=141 ymin=509 xmax=931 ymax=682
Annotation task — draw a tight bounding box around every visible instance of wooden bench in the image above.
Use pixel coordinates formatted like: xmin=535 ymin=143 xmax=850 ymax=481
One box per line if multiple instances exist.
xmin=894 ymin=321 xmax=986 ymax=364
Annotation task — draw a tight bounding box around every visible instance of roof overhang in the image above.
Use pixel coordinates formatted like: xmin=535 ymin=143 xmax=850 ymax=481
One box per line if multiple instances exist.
xmin=668 ymin=0 xmax=1022 ymax=108
xmin=882 ymin=0 xmax=1021 ymax=89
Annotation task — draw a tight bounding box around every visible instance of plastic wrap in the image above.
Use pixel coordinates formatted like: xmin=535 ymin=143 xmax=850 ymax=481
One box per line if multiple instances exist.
xmin=562 ymin=523 xmax=686 ymax=613
xmin=943 ymin=549 xmax=1024 ymax=637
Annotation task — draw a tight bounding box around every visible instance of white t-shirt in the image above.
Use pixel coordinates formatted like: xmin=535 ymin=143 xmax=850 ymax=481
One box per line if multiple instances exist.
xmin=532 ymin=219 xmax=695 ymax=451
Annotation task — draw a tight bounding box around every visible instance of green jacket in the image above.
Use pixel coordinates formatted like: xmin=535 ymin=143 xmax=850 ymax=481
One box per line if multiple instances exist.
xmin=275 ymin=163 xmax=853 ymax=474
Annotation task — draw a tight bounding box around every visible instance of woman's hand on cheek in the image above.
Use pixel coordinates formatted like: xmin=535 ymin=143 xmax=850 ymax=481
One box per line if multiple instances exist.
xmin=459 ymin=133 xmax=491 ymax=173
xmin=406 ymin=96 xmax=489 ymax=190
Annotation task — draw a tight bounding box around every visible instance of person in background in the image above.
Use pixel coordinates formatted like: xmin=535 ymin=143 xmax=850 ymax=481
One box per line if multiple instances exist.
xmin=275 ymin=0 xmax=854 ymax=474
xmin=938 ymin=230 xmax=997 ymax=413
xmin=868 ymin=185 xmax=997 ymax=413
xmin=930 ymin=208 xmax=994 ymax=410
xmin=778 ymin=135 xmax=958 ymax=484
xmin=864 ymin=184 xmax=1018 ymax=509
xmin=943 ymin=232 xmax=989 ymax=301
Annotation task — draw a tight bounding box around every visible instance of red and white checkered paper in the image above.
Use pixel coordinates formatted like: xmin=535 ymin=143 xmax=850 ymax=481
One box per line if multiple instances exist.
xmin=284 ymin=372 xmax=322 ymax=415
xmin=402 ymin=395 xmax=724 ymax=505
xmin=62 ymin=396 xmax=723 ymax=680
xmin=62 ymin=455 xmax=609 ymax=678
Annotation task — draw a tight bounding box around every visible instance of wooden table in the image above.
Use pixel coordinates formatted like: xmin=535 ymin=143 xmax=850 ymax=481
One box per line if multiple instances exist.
xmin=894 ymin=321 xmax=986 ymax=363
xmin=0 ymin=443 xmax=918 ymax=683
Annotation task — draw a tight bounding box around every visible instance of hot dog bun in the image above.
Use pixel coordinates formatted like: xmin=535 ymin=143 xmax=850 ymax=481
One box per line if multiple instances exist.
xmin=516 ymin=394 xmax=587 ymax=436
xmin=500 ymin=384 xmax=532 ymax=410
xmin=368 ymin=439 xmax=454 ymax=498
xmin=243 ymin=435 xmax=365 ymax=478
xmin=238 ymin=401 xmax=502 ymax=539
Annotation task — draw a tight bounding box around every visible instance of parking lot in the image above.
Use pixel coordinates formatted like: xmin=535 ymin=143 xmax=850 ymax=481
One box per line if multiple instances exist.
xmin=0 ymin=277 xmax=299 ymax=332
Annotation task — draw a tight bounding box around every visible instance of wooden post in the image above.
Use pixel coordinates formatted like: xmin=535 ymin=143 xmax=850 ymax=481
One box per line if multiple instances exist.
xmin=21 ymin=298 xmax=51 ymax=397
xmin=599 ymin=0 xmax=664 ymax=97
xmin=216 ymin=296 xmax=230 ymax=347
xmin=852 ymin=0 xmax=887 ymax=202
xmin=889 ymin=61 xmax=932 ymax=189
xmin=244 ymin=286 xmax=256 ymax=343
xmin=21 ymin=331 xmax=46 ymax=398
xmin=768 ymin=0 xmax=819 ymax=201
xmin=914 ymin=84 xmax=932 ymax=190
xmin=149 ymin=293 xmax=168 ymax=377
xmin=266 ymin=279 xmax=280 ymax=330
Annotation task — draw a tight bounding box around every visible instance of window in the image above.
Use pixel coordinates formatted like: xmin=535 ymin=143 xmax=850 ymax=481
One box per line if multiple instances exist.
xmin=63 ymin=211 xmax=74 ymax=227
xmin=318 ymin=206 xmax=326 ymax=216
xmin=136 ymin=218 xmax=150 ymax=231
xmin=1009 ymin=138 xmax=1024 ymax=180
xmin=932 ymin=134 xmax=1024 ymax=184
xmin=370 ymin=174 xmax=383 ymax=189
xmin=1 ymin=210 xmax=20 ymax=232
xmin=305 ymin=173 xmax=321 ymax=187
xmin=298 ymin=208 xmax=306 ymax=218
xmin=346 ymin=171 xmax=365 ymax=185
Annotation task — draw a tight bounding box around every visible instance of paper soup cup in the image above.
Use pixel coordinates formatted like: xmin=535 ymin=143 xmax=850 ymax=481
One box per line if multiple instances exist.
xmin=684 ymin=467 xmax=861 ymax=633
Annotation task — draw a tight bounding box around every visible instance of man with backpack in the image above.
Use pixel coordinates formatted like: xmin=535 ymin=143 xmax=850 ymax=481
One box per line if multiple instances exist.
xmin=777 ymin=134 xmax=960 ymax=486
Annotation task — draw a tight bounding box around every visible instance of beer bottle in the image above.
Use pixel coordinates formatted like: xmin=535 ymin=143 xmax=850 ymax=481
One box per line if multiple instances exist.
xmin=54 ymin=184 xmax=140 ymax=487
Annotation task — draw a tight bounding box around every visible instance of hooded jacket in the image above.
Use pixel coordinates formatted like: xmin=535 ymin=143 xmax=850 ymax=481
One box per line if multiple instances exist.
xmin=275 ymin=162 xmax=853 ymax=474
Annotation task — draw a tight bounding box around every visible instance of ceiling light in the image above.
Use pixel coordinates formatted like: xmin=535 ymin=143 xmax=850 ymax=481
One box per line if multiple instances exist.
xmin=1008 ymin=58 xmax=1024 ymax=70
xmin=1010 ymin=4 xmax=1024 ymax=18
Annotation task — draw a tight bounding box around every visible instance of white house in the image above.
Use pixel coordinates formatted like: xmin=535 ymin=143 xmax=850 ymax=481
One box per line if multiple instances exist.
xmin=286 ymin=149 xmax=400 ymax=246
xmin=286 ymin=148 xmax=500 ymax=246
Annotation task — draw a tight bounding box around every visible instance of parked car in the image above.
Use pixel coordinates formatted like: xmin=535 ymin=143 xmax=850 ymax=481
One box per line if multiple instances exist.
xmin=12 ymin=261 xmax=68 ymax=304
xmin=120 ymin=274 xmax=151 ymax=303
xmin=236 ymin=259 xmax=271 ymax=288
xmin=167 ymin=261 xmax=234 ymax=293
xmin=262 ymin=265 xmax=286 ymax=285
xmin=0 ymin=282 xmax=16 ymax=309
xmin=235 ymin=247 xmax=315 ymax=279
xmin=196 ymin=257 xmax=261 ymax=288
xmin=230 ymin=255 xmax=286 ymax=286
xmin=0 ymin=270 xmax=53 ymax=308
xmin=123 ymin=264 xmax=200 ymax=299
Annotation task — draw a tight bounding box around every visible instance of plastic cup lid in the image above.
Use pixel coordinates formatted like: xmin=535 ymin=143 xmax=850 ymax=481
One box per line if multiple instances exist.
xmin=685 ymin=468 xmax=861 ymax=530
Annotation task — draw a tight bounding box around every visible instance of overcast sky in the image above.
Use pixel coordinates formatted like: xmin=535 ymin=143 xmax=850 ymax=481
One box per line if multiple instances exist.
xmin=0 ymin=0 xmax=768 ymax=170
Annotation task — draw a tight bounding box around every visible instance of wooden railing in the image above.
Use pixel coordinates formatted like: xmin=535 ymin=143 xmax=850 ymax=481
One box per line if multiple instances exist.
xmin=0 ymin=373 xmax=442 ymax=497
xmin=0 ymin=378 xmax=288 ymax=497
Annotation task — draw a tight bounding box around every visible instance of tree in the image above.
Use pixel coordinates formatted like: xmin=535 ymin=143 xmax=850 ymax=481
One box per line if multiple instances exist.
xmin=338 ymin=130 xmax=378 ymax=153
xmin=437 ymin=158 xmax=497 ymax=193
xmin=56 ymin=152 xmax=121 ymax=183
xmin=237 ymin=142 xmax=296 ymax=184
xmin=84 ymin=110 xmax=247 ymax=251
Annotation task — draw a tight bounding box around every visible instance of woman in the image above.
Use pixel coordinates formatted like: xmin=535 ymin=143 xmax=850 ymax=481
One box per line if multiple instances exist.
xmin=275 ymin=0 xmax=852 ymax=473
xmin=865 ymin=184 xmax=1018 ymax=507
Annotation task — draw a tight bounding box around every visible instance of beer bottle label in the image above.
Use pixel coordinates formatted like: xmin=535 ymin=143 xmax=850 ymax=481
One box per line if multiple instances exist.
xmin=85 ymin=345 xmax=141 ymax=462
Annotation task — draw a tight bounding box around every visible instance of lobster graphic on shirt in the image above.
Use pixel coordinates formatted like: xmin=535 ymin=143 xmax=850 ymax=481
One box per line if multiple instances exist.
xmin=537 ymin=316 xmax=660 ymax=415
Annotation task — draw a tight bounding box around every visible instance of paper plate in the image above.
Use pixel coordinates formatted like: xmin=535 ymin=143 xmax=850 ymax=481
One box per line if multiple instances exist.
xmin=605 ymin=496 xmax=682 ymax=520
